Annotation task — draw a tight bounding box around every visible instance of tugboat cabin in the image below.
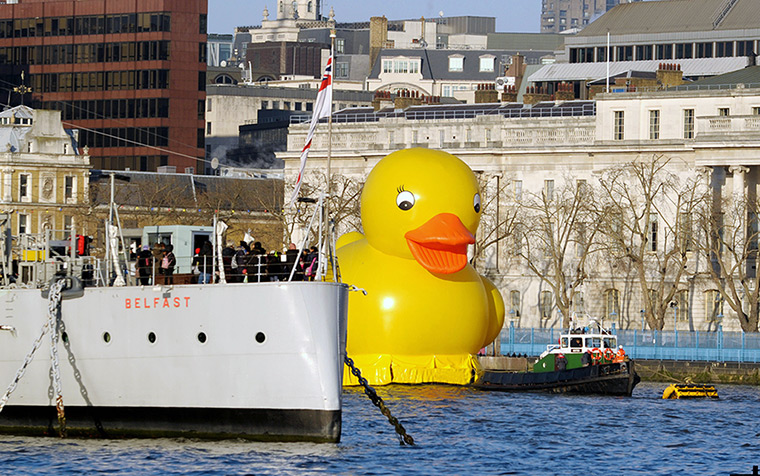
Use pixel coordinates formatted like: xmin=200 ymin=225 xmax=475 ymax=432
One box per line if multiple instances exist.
xmin=534 ymin=321 xmax=626 ymax=373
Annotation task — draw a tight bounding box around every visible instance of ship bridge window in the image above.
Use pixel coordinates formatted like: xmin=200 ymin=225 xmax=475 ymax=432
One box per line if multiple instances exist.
xmin=587 ymin=337 xmax=601 ymax=348
xmin=570 ymin=338 xmax=582 ymax=348
xmin=603 ymin=337 xmax=616 ymax=349
xmin=560 ymin=337 xmax=569 ymax=347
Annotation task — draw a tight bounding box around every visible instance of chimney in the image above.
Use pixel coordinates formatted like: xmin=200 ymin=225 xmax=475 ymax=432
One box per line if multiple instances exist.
xmin=475 ymin=83 xmax=499 ymax=103
xmin=554 ymin=82 xmax=575 ymax=101
xmin=656 ymin=63 xmax=684 ymax=88
xmin=522 ymin=85 xmax=552 ymax=105
xmin=369 ymin=16 xmax=388 ymax=75
xmin=501 ymin=85 xmax=518 ymax=103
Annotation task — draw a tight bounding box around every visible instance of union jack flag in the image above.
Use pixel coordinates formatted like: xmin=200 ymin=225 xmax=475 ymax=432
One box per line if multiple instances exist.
xmin=290 ymin=55 xmax=333 ymax=207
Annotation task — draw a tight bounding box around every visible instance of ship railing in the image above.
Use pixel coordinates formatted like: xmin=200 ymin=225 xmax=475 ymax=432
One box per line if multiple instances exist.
xmin=497 ymin=321 xmax=760 ymax=363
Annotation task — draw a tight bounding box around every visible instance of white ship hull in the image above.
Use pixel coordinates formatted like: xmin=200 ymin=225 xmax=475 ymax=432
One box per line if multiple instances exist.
xmin=0 ymin=281 xmax=349 ymax=442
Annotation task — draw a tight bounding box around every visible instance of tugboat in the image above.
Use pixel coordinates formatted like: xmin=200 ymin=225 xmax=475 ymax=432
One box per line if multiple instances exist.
xmin=474 ymin=320 xmax=640 ymax=396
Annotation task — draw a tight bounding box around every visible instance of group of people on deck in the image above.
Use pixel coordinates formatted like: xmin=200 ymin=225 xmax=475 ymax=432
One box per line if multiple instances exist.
xmin=135 ymin=242 xmax=176 ymax=286
xmin=214 ymin=241 xmax=320 ymax=283
xmin=133 ymin=239 xmax=321 ymax=285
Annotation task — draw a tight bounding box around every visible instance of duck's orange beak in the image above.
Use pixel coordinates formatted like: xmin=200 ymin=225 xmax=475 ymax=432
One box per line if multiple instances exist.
xmin=404 ymin=213 xmax=475 ymax=274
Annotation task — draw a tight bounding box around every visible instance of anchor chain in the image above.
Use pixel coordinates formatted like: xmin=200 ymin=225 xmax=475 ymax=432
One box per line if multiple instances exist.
xmin=47 ymin=280 xmax=67 ymax=437
xmin=0 ymin=279 xmax=67 ymax=437
xmin=344 ymin=355 xmax=414 ymax=446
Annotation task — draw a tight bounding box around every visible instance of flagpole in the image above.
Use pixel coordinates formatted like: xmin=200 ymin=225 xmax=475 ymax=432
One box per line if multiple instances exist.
xmin=325 ymin=29 xmax=336 ymax=280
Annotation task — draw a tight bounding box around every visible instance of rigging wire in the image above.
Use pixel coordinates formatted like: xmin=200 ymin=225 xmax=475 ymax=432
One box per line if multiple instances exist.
xmin=0 ymin=78 xmax=212 ymax=165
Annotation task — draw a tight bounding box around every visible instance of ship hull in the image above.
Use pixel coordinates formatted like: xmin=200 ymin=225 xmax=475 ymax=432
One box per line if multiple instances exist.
xmin=474 ymin=360 xmax=640 ymax=396
xmin=0 ymin=281 xmax=349 ymax=442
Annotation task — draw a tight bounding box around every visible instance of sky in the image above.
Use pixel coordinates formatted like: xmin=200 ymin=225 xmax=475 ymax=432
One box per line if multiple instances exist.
xmin=207 ymin=0 xmax=542 ymax=35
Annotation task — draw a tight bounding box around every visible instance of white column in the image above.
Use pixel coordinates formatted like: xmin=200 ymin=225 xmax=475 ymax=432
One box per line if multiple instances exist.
xmin=1 ymin=169 xmax=12 ymax=203
xmin=729 ymin=165 xmax=750 ymax=262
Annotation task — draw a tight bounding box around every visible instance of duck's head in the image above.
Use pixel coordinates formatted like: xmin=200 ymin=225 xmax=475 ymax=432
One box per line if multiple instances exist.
xmin=361 ymin=148 xmax=481 ymax=274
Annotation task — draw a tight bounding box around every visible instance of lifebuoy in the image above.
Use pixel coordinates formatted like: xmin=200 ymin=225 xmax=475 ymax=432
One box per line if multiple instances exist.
xmin=590 ymin=348 xmax=603 ymax=362
xmin=603 ymin=348 xmax=615 ymax=361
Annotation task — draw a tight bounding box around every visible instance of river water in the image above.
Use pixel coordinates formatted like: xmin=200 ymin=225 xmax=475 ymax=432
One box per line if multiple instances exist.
xmin=1 ymin=382 xmax=758 ymax=475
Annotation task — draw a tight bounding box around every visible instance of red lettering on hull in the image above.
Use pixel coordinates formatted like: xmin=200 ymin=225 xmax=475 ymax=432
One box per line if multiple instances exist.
xmin=125 ymin=296 xmax=191 ymax=309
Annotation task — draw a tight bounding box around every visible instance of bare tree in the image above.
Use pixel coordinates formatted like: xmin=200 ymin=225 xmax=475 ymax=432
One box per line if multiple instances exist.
xmin=514 ymin=176 xmax=602 ymax=327
xmin=597 ymin=155 xmax=703 ymax=330
xmin=282 ymin=172 xmax=363 ymax=247
xmin=695 ymin=188 xmax=760 ymax=332
xmin=471 ymin=173 xmax=519 ymax=274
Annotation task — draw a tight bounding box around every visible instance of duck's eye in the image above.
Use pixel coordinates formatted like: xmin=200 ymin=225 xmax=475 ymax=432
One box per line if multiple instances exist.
xmin=396 ymin=190 xmax=415 ymax=211
xmin=473 ymin=193 xmax=481 ymax=213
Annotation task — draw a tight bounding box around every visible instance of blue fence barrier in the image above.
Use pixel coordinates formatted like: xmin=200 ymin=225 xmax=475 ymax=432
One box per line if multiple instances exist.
xmin=499 ymin=322 xmax=760 ymax=363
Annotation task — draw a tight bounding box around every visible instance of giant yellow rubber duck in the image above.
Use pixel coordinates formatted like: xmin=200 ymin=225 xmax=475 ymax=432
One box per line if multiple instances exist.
xmin=338 ymin=148 xmax=505 ymax=385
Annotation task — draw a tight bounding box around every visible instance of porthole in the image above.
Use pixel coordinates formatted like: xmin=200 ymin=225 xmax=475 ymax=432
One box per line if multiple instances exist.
xmin=148 ymin=332 xmax=156 ymax=344
xmin=103 ymin=332 xmax=111 ymax=343
xmin=197 ymin=332 xmax=207 ymax=344
xmin=255 ymin=332 xmax=266 ymax=344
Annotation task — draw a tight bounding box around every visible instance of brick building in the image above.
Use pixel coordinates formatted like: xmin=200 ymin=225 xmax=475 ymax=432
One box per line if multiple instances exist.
xmin=0 ymin=0 xmax=207 ymax=173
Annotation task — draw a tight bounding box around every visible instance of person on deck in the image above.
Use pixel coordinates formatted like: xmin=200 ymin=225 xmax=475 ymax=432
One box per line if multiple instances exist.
xmin=136 ymin=245 xmax=153 ymax=285
xmin=160 ymin=244 xmax=176 ymax=285
xmin=193 ymin=241 xmax=214 ymax=284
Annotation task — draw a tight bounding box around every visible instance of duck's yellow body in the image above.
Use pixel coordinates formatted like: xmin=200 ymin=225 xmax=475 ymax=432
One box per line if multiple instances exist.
xmin=338 ymin=148 xmax=505 ymax=385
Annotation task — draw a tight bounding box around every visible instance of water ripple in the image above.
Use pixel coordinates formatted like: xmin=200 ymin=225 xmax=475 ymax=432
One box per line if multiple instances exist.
xmin=0 ymin=382 xmax=758 ymax=475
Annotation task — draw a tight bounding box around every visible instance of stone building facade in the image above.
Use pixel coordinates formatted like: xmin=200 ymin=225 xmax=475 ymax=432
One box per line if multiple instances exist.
xmin=279 ymin=85 xmax=760 ymax=333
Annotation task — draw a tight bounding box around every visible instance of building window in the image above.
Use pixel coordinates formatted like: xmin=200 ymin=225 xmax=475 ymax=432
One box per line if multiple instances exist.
xmin=696 ymin=42 xmax=713 ymax=58
xmin=513 ymin=180 xmax=523 ymax=201
xmin=705 ymin=290 xmax=723 ymax=322
xmin=19 ymin=173 xmax=30 ymax=201
xmin=479 ymin=57 xmax=494 ymax=72
xmin=18 ymin=214 xmax=28 ymax=235
xmin=614 ymin=111 xmax=624 ymax=140
xmin=335 ymin=62 xmax=349 ymax=78
xmin=63 ymin=215 xmax=73 ymax=240
xmin=604 ymin=289 xmax=620 ymax=323
xmin=448 ymin=56 xmax=464 ymax=72
xmin=573 ymin=292 xmax=585 ymax=315
xmin=382 ymin=59 xmax=392 ymax=74
xmin=336 ymin=37 xmax=345 ymax=54
xmin=206 ymin=122 xmax=212 ymax=134
xmin=510 ymin=290 xmax=521 ymax=319
xmin=675 ymin=289 xmax=689 ymax=322
xmin=540 ymin=290 xmax=553 ymax=319
xmin=648 ymin=217 xmax=658 ymax=252
xmin=207 ymin=99 xmax=212 ymax=112
xmin=544 ymin=179 xmax=554 ymax=201
xmin=675 ymin=43 xmax=693 ymax=59
xmin=64 ymin=176 xmax=74 ymax=201
xmin=719 ymin=107 xmax=730 ymax=116
xmin=753 ymin=107 xmax=760 ymax=116
xmin=683 ymin=109 xmax=695 ymax=139
xmin=649 ymin=110 xmax=660 ymax=140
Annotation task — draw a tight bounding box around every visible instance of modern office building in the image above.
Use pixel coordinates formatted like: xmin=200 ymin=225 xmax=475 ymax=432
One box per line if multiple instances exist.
xmin=541 ymin=0 xmax=641 ymax=33
xmin=0 ymin=0 xmax=207 ymax=173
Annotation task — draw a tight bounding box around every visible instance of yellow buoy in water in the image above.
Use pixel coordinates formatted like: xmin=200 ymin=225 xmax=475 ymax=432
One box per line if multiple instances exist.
xmin=662 ymin=384 xmax=719 ymax=399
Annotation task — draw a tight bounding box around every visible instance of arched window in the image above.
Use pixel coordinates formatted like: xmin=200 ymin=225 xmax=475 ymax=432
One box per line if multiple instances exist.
xmin=509 ymin=290 xmax=521 ymax=319
xmin=604 ymin=288 xmax=620 ymax=323
xmin=307 ymin=1 xmax=313 ymax=12
xmin=540 ymin=291 xmax=553 ymax=319
xmin=704 ymin=290 xmax=723 ymax=322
